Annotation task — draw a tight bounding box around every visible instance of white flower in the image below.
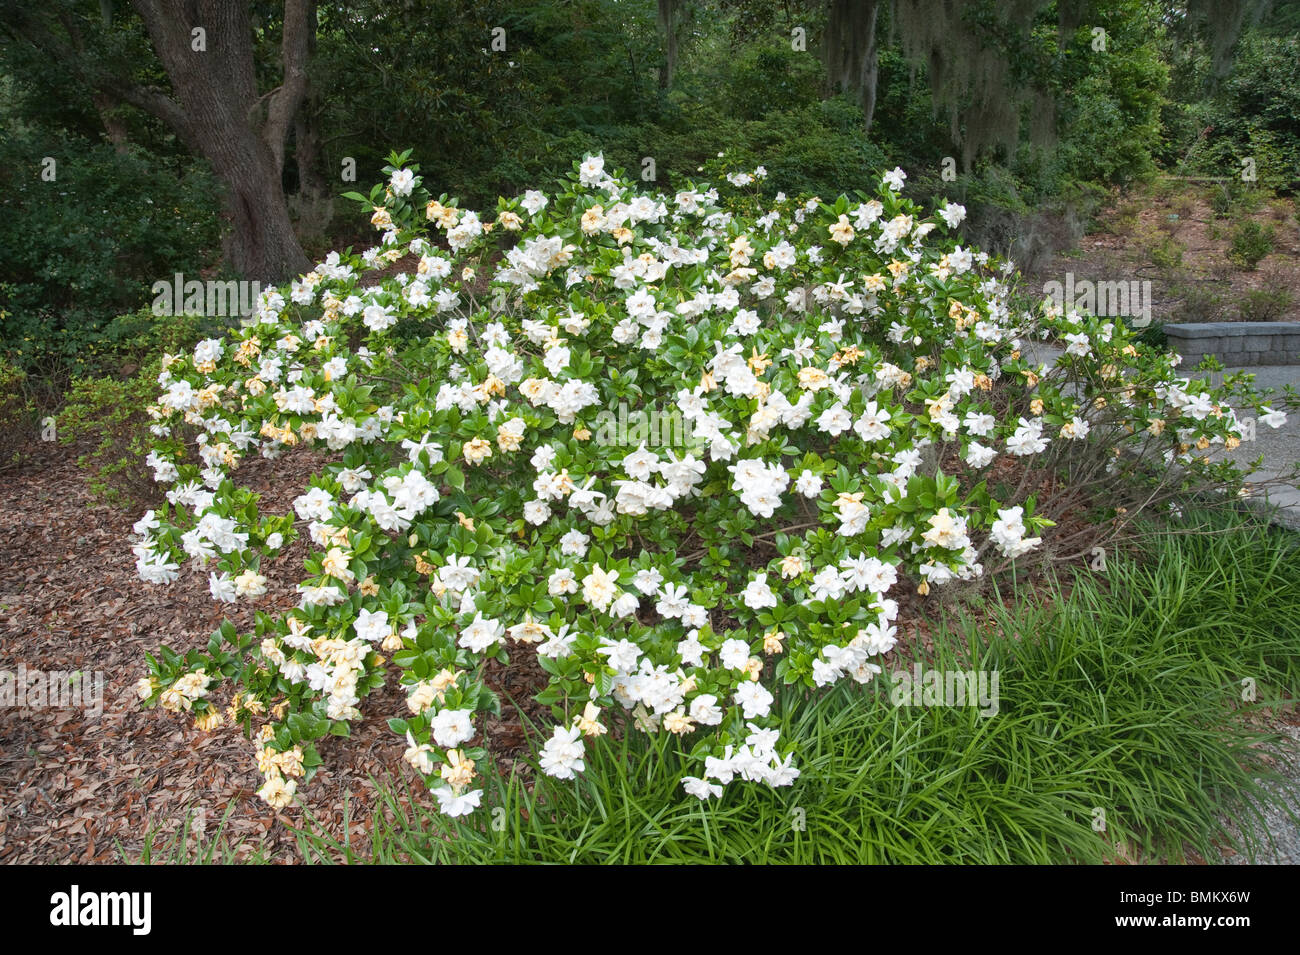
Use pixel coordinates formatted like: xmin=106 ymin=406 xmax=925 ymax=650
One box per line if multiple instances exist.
xmin=882 ymin=167 xmax=907 ymax=191
xmin=719 ymin=638 xmax=752 ymax=670
xmin=390 ymin=168 xmax=416 ymax=196
xmin=431 ymin=708 xmax=476 ymax=747
xmin=458 ymin=614 xmax=505 ymax=652
xmin=597 ymin=639 xmax=641 ymax=673
xmin=742 ymin=574 xmax=777 ymax=610
xmin=433 ymin=786 xmax=482 ymax=817
xmin=734 ymin=681 xmax=773 ymax=719
xmin=581 ymin=564 xmax=620 ymax=612
xmin=578 ymin=154 xmax=606 ymax=186
xmin=353 ymin=608 xmax=390 ymax=643
xmin=795 ymin=470 xmax=823 ymax=497
xmin=539 ymin=724 xmax=586 ymax=779
xmin=683 ymin=776 xmax=723 ymax=799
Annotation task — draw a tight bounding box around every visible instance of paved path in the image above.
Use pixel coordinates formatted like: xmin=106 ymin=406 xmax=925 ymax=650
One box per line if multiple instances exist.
xmin=1225 ymin=724 xmax=1300 ymax=865
xmin=1206 ymin=363 xmax=1300 ymax=529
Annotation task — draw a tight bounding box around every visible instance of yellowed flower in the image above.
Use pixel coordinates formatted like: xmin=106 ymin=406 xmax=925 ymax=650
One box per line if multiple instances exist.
xmin=664 ymin=709 xmax=695 ymax=734
xmin=256 ymin=746 xmax=281 ymax=776
xmin=575 ymin=702 xmax=606 ymax=738
xmin=463 ymin=437 xmax=493 ymax=465
xmin=797 ymin=366 xmax=830 ymax=392
xmin=828 ymin=216 xmax=855 ymax=246
xmin=441 ymin=749 xmax=476 ymax=791
xmin=275 ymin=746 xmax=305 ymax=778
xmin=257 ymin=775 xmax=296 ymax=809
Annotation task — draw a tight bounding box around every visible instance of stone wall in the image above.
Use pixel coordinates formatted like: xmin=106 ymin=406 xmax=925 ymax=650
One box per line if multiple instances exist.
xmin=1163 ymin=322 xmax=1300 ymax=367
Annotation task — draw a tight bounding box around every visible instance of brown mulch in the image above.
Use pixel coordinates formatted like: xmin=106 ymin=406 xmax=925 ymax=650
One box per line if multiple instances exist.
xmin=0 ymin=440 xmax=544 ymax=864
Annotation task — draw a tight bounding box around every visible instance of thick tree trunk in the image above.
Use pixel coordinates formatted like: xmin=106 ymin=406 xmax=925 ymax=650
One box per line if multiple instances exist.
xmin=207 ymin=134 xmax=312 ymax=281
xmin=130 ymin=0 xmax=313 ymax=282
xmin=288 ymin=3 xmax=333 ymax=243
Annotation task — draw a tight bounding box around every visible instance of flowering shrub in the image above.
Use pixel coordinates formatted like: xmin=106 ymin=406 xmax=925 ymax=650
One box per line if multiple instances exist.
xmin=131 ymin=150 xmax=1288 ymax=815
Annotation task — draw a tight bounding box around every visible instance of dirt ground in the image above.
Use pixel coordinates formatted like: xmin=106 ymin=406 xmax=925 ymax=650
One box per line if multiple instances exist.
xmin=1025 ymin=180 xmax=1300 ymax=325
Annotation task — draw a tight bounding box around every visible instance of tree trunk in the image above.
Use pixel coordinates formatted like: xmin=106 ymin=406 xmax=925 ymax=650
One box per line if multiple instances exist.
xmin=130 ymin=0 xmax=313 ymax=282
xmin=657 ymin=0 xmax=678 ymax=90
xmin=288 ymin=2 xmax=333 ymax=243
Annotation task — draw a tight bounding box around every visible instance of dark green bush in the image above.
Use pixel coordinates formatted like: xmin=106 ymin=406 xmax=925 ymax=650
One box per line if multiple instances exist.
xmin=1228 ymin=220 xmax=1275 ymax=270
xmin=0 ymin=129 xmax=221 ymax=382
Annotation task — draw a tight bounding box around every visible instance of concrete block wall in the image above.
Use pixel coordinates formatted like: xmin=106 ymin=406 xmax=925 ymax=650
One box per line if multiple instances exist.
xmin=1163 ymin=322 xmax=1300 ymax=367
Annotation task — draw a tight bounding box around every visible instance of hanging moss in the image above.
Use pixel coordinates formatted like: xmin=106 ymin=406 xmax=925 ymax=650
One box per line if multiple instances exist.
xmin=824 ymin=0 xmax=882 ymax=129
xmin=1186 ymin=0 xmax=1270 ymax=76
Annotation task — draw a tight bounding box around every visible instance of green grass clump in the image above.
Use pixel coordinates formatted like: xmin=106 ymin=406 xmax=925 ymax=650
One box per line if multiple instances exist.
xmin=288 ymin=510 xmax=1298 ymax=864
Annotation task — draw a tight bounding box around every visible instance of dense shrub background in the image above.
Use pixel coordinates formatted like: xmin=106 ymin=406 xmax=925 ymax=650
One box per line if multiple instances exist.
xmin=0 ymin=127 xmax=220 ymax=382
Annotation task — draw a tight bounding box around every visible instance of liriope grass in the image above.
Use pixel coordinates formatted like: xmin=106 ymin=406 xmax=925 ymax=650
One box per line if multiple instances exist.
xmin=291 ymin=509 xmax=1298 ymax=864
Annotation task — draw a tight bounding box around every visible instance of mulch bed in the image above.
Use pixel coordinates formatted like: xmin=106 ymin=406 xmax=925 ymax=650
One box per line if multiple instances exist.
xmin=0 ymin=440 xmax=542 ymax=863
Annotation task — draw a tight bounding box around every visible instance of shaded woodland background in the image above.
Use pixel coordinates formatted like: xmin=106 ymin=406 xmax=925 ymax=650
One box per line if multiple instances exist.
xmin=1 ymin=0 xmax=1298 ymax=388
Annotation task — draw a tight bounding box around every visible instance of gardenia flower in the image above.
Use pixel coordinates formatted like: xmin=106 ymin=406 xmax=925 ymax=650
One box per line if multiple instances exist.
xmin=719 ymin=638 xmax=752 ymax=670
xmin=854 ymin=401 xmax=891 ymax=442
xmin=582 ymin=564 xmax=620 ymax=611
xmin=734 ymin=681 xmax=774 ymax=719
xmin=939 ymin=201 xmax=966 ymax=227
xmin=458 ymin=614 xmax=505 ymax=652
xmin=965 ymin=442 xmax=997 ymax=468
xmin=922 ymin=508 xmax=968 ymax=550
xmin=233 ymin=569 xmax=268 ymax=599
xmin=1006 ymin=417 xmax=1049 ymax=456
xmin=390 ymin=168 xmax=415 ymax=195
xmin=539 ymin=725 xmax=586 ymax=779
xmin=353 ymin=608 xmax=390 ymax=643
xmin=430 ymin=708 xmax=476 ymax=747
xmin=795 ymin=470 xmax=823 ymax=497
xmin=990 ymin=506 xmax=1042 ymax=559
xmin=742 ymin=574 xmax=778 ymax=610
xmin=578 ymin=154 xmax=605 ymax=186
xmin=433 ymin=786 xmax=482 ymax=817
xmin=682 ymin=776 xmax=723 ymax=800
xmin=1260 ymin=407 xmax=1287 ymax=429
